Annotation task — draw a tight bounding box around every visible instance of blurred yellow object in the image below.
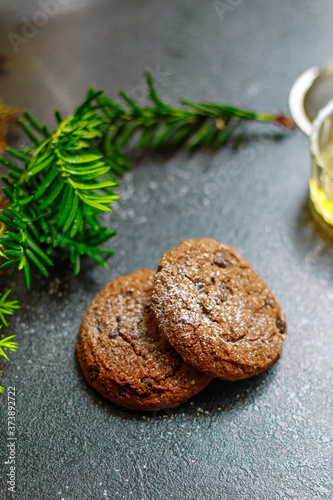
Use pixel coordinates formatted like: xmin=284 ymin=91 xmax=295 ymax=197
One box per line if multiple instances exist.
xmin=0 ymin=99 xmax=19 ymax=154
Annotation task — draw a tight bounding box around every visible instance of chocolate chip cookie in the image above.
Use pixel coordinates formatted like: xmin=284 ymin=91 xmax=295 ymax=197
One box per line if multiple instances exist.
xmin=151 ymin=239 xmax=287 ymax=381
xmin=77 ymin=269 xmax=212 ymax=411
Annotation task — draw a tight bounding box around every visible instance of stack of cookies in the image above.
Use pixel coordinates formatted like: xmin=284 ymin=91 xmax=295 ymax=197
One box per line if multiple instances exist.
xmin=77 ymin=239 xmax=287 ymax=411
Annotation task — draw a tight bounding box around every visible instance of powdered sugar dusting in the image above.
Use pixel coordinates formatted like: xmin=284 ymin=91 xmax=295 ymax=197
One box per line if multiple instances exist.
xmin=78 ymin=269 xmax=211 ymax=410
xmin=151 ymin=239 xmax=287 ymax=380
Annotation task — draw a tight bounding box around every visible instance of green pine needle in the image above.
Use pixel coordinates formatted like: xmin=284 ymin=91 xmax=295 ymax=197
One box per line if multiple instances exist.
xmin=0 ymin=332 xmax=18 ymax=392
xmin=0 ymin=333 xmax=18 ymax=362
xmin=0 ymin=289 xmax=20 ymax=327
xmin=0 ymin=291 xmax=19 ymax=393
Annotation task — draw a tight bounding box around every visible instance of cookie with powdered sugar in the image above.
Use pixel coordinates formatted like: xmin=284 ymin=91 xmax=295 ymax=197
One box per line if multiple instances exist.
xmin=151 ymin=239 xmax=287 ymax=381
xmin=77 ymin=269 xmax=212 ymax=411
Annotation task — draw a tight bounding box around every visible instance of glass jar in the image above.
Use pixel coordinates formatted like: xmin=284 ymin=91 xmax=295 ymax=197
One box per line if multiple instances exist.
xmin=309 ymin=99 xmax=333 ymax=226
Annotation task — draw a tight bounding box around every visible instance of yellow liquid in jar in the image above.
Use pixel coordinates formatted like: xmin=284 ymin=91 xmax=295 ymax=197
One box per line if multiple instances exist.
xmin=310 ymin=142 xmax=333 ymax=225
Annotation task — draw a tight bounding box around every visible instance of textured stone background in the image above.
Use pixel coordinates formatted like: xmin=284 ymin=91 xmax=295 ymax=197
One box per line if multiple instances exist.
xmin=0 ymin=1 xmax=332 ymax=499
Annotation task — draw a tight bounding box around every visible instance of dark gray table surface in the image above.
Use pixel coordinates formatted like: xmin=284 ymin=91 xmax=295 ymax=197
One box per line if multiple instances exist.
xmin=0 ymin=1 xmax=332 ymax=499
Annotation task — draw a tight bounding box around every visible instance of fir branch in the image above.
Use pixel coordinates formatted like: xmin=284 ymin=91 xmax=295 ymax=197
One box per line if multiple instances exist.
xmin=0 ymin=288 xmax=19 ymax=394
xmin=0 ymin=91 xmax=123 ymax=284
xmin=0 ymin=333 xmax=18 ymax=393
xmin=95 ymin=71 xmax=294 ymax=153
xmin=0 ymin=289 xmax=20 ymax=328
xmin=0 ymin=72 xmax=294 ymax=287
xmin=0 ymin=289 xmax=19 ymax=392
xmin=0 ymin=334 xmax=17 ymax=361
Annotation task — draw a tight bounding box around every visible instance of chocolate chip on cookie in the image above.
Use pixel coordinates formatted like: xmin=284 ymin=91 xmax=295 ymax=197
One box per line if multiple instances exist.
xmin=77 ymin=269 xmax=212 ymax=411
xmin=151 ymin=239 xmax=287 ymax=381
